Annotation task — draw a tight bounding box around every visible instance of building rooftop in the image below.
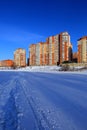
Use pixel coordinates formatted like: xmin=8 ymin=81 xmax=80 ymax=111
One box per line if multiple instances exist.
xmin=78 ymin=36 xmax=87 ymax=41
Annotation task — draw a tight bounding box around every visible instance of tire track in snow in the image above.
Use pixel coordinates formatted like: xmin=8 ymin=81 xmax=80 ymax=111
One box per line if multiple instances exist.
xmin=3 ymin=90 xmax=18 ymax=130
xmin=0 ymin=77 xmax=18 ymax=130
xmin=15 ymin=78 xmax=40 ymax=130
xmin=18 ymin=78 xmax=52 ymax=130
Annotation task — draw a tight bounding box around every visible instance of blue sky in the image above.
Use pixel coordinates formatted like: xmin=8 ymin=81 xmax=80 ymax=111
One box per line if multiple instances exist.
xmin=0 ymin=0 xmax=87 ymax=60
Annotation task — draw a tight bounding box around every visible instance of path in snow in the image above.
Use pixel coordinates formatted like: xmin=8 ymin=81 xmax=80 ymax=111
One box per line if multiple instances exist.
xmin=0 ymin=71 xmax=87 ymax=130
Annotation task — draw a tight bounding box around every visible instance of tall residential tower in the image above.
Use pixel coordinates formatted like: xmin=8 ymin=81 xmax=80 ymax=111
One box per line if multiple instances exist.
xmin=14 ymin=48 xmax=26 ymax=67
xmin=78 ymin=36 xmax=87 ymax=63
xmin=29 ymin=32 xmax=72 ymax=66
xmin=59 ymin=32 xmax=72 ymax=63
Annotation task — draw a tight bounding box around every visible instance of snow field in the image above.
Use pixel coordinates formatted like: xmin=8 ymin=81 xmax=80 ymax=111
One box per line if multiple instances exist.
xmin=0 ymin=72 xmax=87 ymax=130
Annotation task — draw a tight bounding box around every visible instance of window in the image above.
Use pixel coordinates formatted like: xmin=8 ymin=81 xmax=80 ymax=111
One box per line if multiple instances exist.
xmin=62 ymin=36 xmax=68 ymax=42
xmin=62 ymin=53 xmax=64 ymax=59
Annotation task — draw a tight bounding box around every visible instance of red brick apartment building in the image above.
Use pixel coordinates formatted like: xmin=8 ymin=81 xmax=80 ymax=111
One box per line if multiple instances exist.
xmin=29 ymin=44 xmax=36 ymax=66
xmin=30 ymin=42 xmax=49 ymax=66
xmin=46 ymin=35 xmax=59 ymax=65
xmin=78 ymin=36 xmax=87 ymax=63
xmin=29 ymin=32 xmax=72 ymax=66
xmin=59 ymin=32 xmax=72 ymax=63
xmin=14 ymin=48 xmax=26 ymax=67
xmin=0 ymin=59 xmax=14 ymax=67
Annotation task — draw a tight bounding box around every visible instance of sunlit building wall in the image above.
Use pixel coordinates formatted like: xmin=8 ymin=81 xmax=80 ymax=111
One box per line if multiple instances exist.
xmin=78 ymin=36 xmax=87 ymax=63
xmin=14 ymin=48 xmax=26 ymax=67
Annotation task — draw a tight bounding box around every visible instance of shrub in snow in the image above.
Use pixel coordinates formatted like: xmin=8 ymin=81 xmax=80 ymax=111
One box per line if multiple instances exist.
xmin=59 ymin=64 xmax=70 ymax=71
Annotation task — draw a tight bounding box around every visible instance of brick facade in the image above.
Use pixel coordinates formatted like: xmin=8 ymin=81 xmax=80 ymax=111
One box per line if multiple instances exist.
xmin=29 ymin=32 xmax=72 ymax=66
xmin=14 ymin=48 xmax=26 ymax=67
xmin=0 ymin=60 xmax=14 ymax=67
xmin=59 ymin=32 xmax=72 ymax=63
xmin=78 ymin=36 xmax=87 ymax=63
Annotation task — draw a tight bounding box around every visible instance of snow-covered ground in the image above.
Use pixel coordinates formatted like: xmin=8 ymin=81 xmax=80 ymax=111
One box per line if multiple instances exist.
xmin=17 ymin=66 xmax=61 ymax=72
xmin=0 ymin=65 xmax=87 ymax=73
xmin=0 ymin=71 xmax=87 ymax=130
xmin=0 ymin=66 xmax=61 ymax=72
